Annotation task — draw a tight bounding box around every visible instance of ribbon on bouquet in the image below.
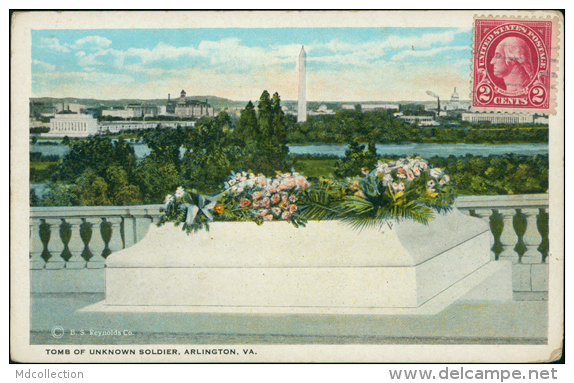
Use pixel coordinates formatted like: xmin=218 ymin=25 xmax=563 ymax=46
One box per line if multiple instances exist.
xmin=184 ymin=194 xmax=218 ymax=225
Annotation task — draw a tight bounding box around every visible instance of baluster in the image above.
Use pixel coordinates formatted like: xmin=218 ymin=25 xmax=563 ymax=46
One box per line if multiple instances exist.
xmin=134 ymin=216 xmax=153 ymax=243
xmin=473 ymin=208 xmax=496 ymax=260
xmin=30 ymin=218 xmax=45 ymax=269
xmin=64 ymin=218 xmax=86 ymax=269
xmin=106 ymin=217 xmax=124 ymax=255
xmin=521 ymin=208 xmax=543 ymax=263
xmin=123 ymin=216 xmax=136 ymax=249
xmin=86 ymin=217 xmax=106 ymax=268
xmin=44 ymin=218 xmax=65 ymax=269
xmin=498 ymin=208 xmax=519 ymax=262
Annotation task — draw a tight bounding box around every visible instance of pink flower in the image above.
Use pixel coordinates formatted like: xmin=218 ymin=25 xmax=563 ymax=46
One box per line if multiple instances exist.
xmin=295 ymin=176 xmax=309 ymax=190
xmin=262 ymin=197 xmax=271 ymax=208
xmin=269 ymin=187 xmax=278 ymax=193
xmin=281 ymin=201 xmax=290 ymax=211
xmin=252 ymin=191 xmax=262 ymax=201
xmin=281 ymin=211 xmax=291 ymax=221
xmin=258 ymin=209 xmax=269 ymax=217
xmin=271 ymin=207 xmax=281 ymax=216
xmin=278 ymin=183 xmax=287 ymax=190
xmin=271 ymin=194 xmax=281 ymax=204
xmin=289 ymin=204 xmax=297 ymax=213
xmin=253 ymin=202 xmax=262 ymax=208
xmin=397 ymin=168 xmax=406 ymax=179
xmin=284 ymin=177 xmax=296 ymax=188
xmin=289 ymin=195 xmax=298 ymax=203
xmin=263 ymin=214 xmax=273 ymax=221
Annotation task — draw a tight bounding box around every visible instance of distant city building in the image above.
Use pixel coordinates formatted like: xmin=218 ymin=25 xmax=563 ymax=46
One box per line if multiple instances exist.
xmin=449 ymin=87 xmax=460 ymax=110
xmin=360 ymin=104 xmax=400 ymax=112
xmin=98 ymin=120 xmax=195 ymax=134
xmin=29 ymin=100 xmax=56 ymax=117
xmin=297 ymin=46 xmax=307 ymax=123
xmin=461 ymin=112 xmax=534 ymax=124
xmin=342 ymin=104 xmax=399 ymax=112
xmin=424 ymin=88 xmax=471 ymax=112
xmin=46 ymin=113 xmax=99 ymax=137
xmin=56 ymin=103 xmax=86 ymax=114
xmin=308 ymin=104 xmax=335 ymax=116
xmin=534 ymin=115 xmax=549 ymax=124
xmin=398 ymin=115 xmax=437 ymax=126
xmin=174 ymin=90 xmax=214 ymax=118
xmin=101 ymin=108 xmax=142 ymax=119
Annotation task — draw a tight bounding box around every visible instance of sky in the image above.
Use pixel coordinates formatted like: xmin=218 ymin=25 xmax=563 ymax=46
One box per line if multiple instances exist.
xmin=31 ymin=27 xmax=472 ymax=102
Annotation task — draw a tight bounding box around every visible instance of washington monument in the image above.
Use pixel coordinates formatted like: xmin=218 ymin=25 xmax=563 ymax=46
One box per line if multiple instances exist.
xmin=297 ymin=46 xmax=307 ymax=123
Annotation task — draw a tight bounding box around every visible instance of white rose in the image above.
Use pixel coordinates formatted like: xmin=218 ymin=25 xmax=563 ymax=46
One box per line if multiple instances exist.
xmin=381 ymin=174 xmax=393 ymax=187
xmin=174 ymin=187 xmax=185 ymax=199
xmin=163 ymin=194 xmax=174 ymax=205
xmin=429 ymin=168 xmax=443 ymax=179
xmin=439 ymin=175 xmax=450 ymax=186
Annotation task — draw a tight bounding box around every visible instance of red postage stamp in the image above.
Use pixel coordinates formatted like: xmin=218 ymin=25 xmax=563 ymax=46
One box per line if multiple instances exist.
xmin=472 ymin=17 xmax=559 ymax=114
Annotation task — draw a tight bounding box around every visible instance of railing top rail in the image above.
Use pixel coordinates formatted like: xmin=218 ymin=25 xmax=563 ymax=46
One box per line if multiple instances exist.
xmin=454 ymin=194 xmax=549 ymax=209
xmin=30 ymin=204 xmax=164 ymax=219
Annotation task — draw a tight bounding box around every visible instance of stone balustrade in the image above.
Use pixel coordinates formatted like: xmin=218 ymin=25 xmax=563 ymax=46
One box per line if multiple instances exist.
xmin=30 ymin=194 xmax=549 ymax=300
xmin=30 ymin=204 xmax=163 ymax=271
xmin=454 ymin=194 xmax=549 ymax=300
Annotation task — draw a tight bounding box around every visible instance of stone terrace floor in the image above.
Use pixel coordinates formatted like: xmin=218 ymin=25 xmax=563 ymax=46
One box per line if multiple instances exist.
xmin=31 ymin=293 xmax=547 ymax=345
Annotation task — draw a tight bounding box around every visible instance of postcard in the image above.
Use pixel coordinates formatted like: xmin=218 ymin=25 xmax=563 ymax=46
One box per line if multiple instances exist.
xmin=10 ymin=10 xmax=564 ymax=363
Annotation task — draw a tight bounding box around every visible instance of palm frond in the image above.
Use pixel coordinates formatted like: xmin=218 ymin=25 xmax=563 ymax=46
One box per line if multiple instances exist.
xmin=298 ymin=188 xmax=346 ymax=221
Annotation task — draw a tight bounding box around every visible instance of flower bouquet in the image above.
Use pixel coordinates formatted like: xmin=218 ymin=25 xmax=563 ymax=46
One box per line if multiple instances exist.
xmin=159 ymin=171 xmax=311 ymax=233
xmin=298 ymin=156 xmax=455 ymax=229
xmin=159 ymin=157 xmax=455 ymax=233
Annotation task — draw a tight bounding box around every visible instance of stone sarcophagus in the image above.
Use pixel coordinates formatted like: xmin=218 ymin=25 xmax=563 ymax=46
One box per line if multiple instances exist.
xmin=99 ymin=209 xmax=511 ymax=315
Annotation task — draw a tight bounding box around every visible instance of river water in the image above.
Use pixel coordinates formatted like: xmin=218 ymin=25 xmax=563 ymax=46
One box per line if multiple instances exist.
xmin=31 ymin=142 xmax=549 ymax=159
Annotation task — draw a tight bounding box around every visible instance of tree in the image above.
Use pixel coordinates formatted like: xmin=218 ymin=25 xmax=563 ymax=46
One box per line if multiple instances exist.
xmin=271 ymin=92 xmax=288 ymax=149
xmin=181 ymin=118 xmax=247 ymax=194
xmin=138 ymin=126 xmax=184 ymax=171
xmin=333 ymin=140 xmax=378 ymax=178
xmin=246 ymin=91 xmax=291 ymax=175
xmin=257 ymin=90 xmax=273 ymax=141
xmin=214 ymin=111 xmax=233 ymax=133
xmin=50 ymin=136 xmax=142 ymax=206
xmin=234 ymin=101 xmax=259 ymax=144
xmin=55 ymin=136 xmax=138 ymax=184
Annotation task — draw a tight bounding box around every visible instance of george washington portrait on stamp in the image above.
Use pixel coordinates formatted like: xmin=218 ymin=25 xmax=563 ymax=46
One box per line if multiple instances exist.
xmin=489 ymin=36 xmax=536 ymax=92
